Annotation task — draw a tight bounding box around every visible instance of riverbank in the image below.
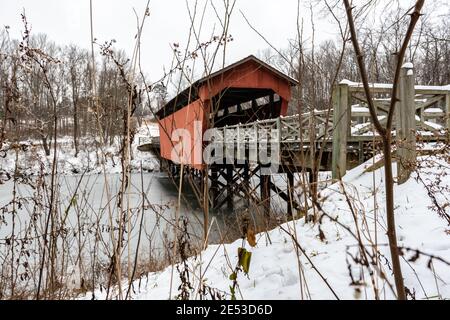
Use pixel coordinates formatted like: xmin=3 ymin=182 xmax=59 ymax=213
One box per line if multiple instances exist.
xmin=80 ymin=154 xmax=450 ymax=300
xmin=0 ymin=124 xmax=160 ymax=181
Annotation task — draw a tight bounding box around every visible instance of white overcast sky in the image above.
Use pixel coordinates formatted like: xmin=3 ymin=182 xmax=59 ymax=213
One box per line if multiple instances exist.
xmin=0 ymin=1 xmax=337 ymax=80
xmin=0 ymin=0 xmax=448 ymax=84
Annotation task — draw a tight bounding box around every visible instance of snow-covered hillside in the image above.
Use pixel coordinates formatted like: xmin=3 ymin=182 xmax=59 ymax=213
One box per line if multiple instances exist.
xmin=81 ymin=155 xmax=450 ymax=300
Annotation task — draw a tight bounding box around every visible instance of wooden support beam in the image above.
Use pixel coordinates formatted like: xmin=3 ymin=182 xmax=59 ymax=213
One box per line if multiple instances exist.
xmin=352 ymin=93 xmax=390 ymax=114
xmin=358 ymin=141 xmax=365 ymax=164
xmin=269 ymin=93 xmax=274 ymax=118
xmin=214 ymin=163 xmax=260 ymax=210
xmin=223 ymin=105 xmax=229 ymax=116
xmin=210 ymin=166 xmax=218 ymax=208
xmin=243 ymin=161 xmax=249 ymax=207
xmin=213 ymin=167 xmax=229 ymax=208
xmin=260 ymin=173 xmax=271 ymax=215
xmin=396 ymin=63 xmax=416 ymax=184
xmin=251 ymin=99 xmax=257 ymax=110
xmin=416 ymin=94 xmax=444 ymax=110
xmin=226 ymin=165 xmax=233 ymax=211
xmin=347 ymin=97 xmax=352 ymax=138
xmin=332 ymin=83 xmax=349 ymax=179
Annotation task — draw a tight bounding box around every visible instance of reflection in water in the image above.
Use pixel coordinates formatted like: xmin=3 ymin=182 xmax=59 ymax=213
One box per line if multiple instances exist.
xmin=0 ymin=169 xmax=295 ymax=295
xmin=0 ymin=172 xmax=244 ymax=265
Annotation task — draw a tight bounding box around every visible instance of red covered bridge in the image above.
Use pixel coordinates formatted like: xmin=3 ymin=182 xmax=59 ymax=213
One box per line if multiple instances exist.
xmin=155 ymin=55 xmax=297 ymax=169
xmin=146 ymin=57 xmax=450 ymax=215
xmin=151 ymin=54 xmax=308 ymax=214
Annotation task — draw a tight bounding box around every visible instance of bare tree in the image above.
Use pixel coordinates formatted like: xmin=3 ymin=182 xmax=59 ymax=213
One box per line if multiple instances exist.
xmin=66 ymin=45 xmax=88 ymax=157
xmin=343 ymin=0 xmax=425 ymax=300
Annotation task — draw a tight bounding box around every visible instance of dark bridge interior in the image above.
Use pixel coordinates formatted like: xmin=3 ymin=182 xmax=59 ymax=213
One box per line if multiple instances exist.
xmin=211 ymin=87 xmax=281 ymax=127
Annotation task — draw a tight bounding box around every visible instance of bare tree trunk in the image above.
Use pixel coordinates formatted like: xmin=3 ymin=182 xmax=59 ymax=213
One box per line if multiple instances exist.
xmin=343 ymin=0 xmax=425 ymax=300
xmin=73 ymin=100 xmax=79 ymax=157
xmin=382 ymin=134 xmax=405 ymax=298
xmin=41 ymin=134 xmax=51 ymax=156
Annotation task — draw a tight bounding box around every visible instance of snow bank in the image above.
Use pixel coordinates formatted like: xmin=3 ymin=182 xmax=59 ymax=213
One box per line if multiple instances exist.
xmin=81 ymin=155 xmax=450 ymax=300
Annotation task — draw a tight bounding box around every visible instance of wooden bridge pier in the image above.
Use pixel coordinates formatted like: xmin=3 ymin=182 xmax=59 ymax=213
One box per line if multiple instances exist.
xmin=243 ymin=160 xmax=250 ymax=207
xmin=260 ymin=173 xmax=271 ymax=215
xmin=210 ymin=166 xmax=219 ymax=208
xmin=396 ymin=63 xmax=416 ymax=184
xmin=226 ymin=165 xmax=234 ymax=211
xmin=331 ymin=82 xmax=349 ymax=180
xmin=203 ymin=160 xmax=304 ymax=218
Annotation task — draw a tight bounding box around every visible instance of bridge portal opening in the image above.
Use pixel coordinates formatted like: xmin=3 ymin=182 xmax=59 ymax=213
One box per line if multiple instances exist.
xmin=211 ymin=88 xmax=281 ymax=127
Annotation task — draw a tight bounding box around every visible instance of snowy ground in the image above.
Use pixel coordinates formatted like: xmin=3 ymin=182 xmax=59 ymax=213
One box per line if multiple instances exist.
xmin=80 ymin=155 xmax=450 ymax=300
xmin=2 ymin=123 xmax=448 ymax=300
xmin=0 ymin=123 xmax=160 ymax=178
